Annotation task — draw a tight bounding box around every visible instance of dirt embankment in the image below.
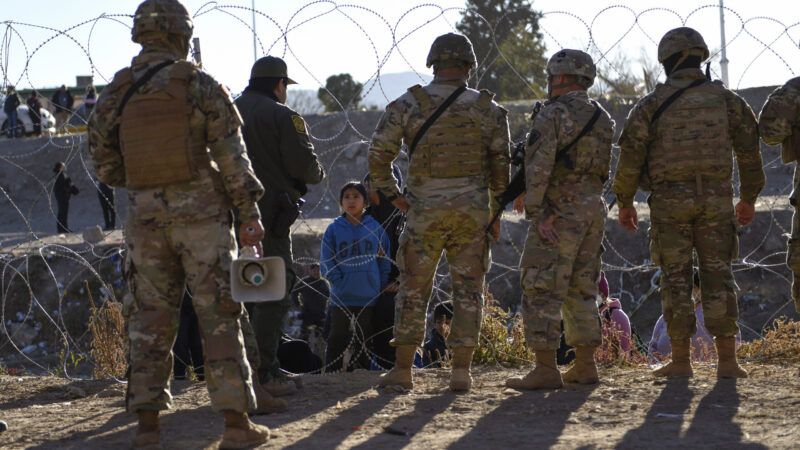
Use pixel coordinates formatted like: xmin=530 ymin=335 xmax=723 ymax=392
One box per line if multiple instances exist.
xmin=0 ymin=364 xmax=798 ymax=449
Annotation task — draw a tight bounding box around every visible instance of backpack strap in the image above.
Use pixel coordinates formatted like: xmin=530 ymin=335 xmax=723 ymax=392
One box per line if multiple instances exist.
xmin=408 ymin=85 xmax=467 ymax=160
xmin=555 ymin=100 xmax=603 ymax=170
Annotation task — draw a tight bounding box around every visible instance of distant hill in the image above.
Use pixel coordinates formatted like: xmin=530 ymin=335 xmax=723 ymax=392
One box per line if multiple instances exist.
xmin=360 ymin=71 xmax=433 ymax=108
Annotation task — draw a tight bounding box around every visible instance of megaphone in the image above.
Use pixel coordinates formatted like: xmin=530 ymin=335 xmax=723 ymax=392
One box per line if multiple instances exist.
xmin=231 ymin=246 xmax=286 ymax=303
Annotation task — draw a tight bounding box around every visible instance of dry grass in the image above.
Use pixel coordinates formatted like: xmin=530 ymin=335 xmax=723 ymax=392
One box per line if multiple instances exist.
xmin=86 ymin=281 xmax=127 ymax=379
xmin=738 ymin=318 xmax=800 ymax=364
xmin=474 ymin=301 xmax=533 ymax=367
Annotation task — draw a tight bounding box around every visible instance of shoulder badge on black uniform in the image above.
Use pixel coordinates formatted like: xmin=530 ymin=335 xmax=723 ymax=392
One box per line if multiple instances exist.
xmin=291 ymin=115 xmax=307 ymax=135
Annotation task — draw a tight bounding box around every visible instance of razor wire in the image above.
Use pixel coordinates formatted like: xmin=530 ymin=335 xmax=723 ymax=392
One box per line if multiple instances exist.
xmin=0 ymin=1 xmax=799 ymax=380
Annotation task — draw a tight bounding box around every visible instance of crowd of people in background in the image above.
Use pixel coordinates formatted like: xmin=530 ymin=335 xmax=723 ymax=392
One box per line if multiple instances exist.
xmin=2 ymin=83 xmax=100 ymax=138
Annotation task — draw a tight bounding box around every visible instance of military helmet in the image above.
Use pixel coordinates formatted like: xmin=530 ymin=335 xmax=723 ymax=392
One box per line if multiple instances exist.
xmin=657 ymin=27 xmax=709 ymax=63
xmin=132 ymin=0 xmax=194 ymax=44
xmin=546 ymin=49 xmax=596 ymax=83
xmin=426 ymin=33 xmax=477 ymax=68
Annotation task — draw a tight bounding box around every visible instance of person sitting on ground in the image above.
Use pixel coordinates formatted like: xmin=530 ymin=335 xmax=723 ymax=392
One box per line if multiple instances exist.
xmin=597 ymin=271 xmax=632 ymax=354
xmin=422 ymin=302 xmax=454 ymax=368
xmin=649 ymin=270 xmax=741 ymax=362
xmin=291 ymin=263 xmax=330 ymax=339
xmin=320 ymin=181 xmax=391 ymax=372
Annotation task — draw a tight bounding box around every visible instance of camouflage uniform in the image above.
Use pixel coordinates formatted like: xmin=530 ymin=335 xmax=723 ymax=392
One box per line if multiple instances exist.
xmin=520 ymin=51 xmax=615 ymax=351
xmin=613 ymin=28 xmax=765 ymax=342
xmin=369 ymin=35 xmax=510 ymax=350
xmin=87 ymin=1 xmax=264 ymax=414
xmin=758 ymin=77 xmax=800 ymax=312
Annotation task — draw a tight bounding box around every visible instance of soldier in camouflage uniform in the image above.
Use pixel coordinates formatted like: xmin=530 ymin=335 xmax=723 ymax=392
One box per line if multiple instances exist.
xmin=613 ymin=27 xmax=764 ymax=379
xmin=759 ymin=78 xmax=800 ymax=314
xmin=369 ymin=33 xmax=510 ymax=392
xmin=87 ymin=1 xmax=270 ymax=447
xmin=505 ymin=50 xmax=615 ymax=391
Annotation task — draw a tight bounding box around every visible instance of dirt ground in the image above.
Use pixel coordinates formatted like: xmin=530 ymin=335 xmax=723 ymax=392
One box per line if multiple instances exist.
xmin=1 ymin=364 xmax=798 ymax=449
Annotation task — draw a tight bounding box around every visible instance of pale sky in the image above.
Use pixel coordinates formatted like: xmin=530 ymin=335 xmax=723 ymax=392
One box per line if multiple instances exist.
xmin=1 ymin=0 xmax=799 ymax=99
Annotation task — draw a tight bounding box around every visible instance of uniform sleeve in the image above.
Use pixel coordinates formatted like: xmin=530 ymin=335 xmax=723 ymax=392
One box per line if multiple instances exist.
xmin=277 ymin=110 xmax=325 ymax=185
xmin=201 ymin=77 xmax=265 ymax=221
xmin=612 ymin=100 xmax=653 ymax=208
xmin=368 ymin=100 xmax=406 ymax=199
xmin=758 ymin=82 xmax=800 ymax=146
xmin=87 ymin=83 xmax=127 ymax=187
xmin=488 ymin=105 xmax=511 ymax=215
xmin=727 ymin=92 xmax=765 ymax=204
xmin=523 ymin=108 xmax=559 ymax=221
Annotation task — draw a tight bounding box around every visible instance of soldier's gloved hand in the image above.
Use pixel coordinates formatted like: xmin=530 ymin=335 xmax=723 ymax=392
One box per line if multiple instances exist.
xmin=491 ymin=220 xmax=501 ymax=242
xmin=735 ymin=200 xmax=756 ymax=226
xmin=618 ymin=207 xmax=638 ymax=231
xmin=391 ymin=195 xmax=411 ymax=213
xmin=537 ymin=214 xmax=559 ymax=245
xmin=239 ymin=219 xmax=265 ymax=248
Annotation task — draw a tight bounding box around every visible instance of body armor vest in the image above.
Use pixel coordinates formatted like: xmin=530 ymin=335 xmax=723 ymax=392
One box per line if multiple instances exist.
xmin=407 ymin=85 xmax=491 ymax=179
xmin=647 ymin=82 xmax=732 ymax=185
xmin=116 ymin=61 xmax=209 ymax=190
xmin=552 ymin=96 xmax=613 ymax=182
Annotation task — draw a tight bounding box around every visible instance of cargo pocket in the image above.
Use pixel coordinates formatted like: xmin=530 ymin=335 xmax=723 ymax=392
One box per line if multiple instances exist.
xmin=648 ymin=224 xmax=662 ymax=266
xmin=217 ymin=223 xmax=243 ymax=315
xmin=729 ymin=221 xmax=740 ymax=261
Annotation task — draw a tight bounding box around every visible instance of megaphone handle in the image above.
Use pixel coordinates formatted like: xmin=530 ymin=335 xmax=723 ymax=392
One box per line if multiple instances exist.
xmin=241 ymin=245 xmax=261 ymax=259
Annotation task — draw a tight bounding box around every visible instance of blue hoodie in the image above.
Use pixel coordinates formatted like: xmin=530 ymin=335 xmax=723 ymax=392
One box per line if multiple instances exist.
xmin=320 ymin=214 xmax=392 ymax=307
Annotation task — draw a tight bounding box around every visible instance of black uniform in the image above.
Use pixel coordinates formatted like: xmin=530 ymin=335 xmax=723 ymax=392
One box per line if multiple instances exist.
xmin=234 ymin=87 xmax=325 ymax=384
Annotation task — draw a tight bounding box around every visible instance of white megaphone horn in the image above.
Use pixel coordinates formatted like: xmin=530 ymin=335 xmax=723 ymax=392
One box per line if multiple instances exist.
xmin=231 ymin=245 xmax=286 ymax=303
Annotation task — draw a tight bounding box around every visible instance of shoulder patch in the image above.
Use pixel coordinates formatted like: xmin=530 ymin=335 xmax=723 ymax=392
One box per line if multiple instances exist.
xmin=291 ymin=115 xmax=308 ymax=135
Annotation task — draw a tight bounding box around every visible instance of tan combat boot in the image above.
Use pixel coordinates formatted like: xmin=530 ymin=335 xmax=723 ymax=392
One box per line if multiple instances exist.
xmin=131 ymin=410 xmax=160 ymax=449
xmin=220 ymin=411 xmax=270 ymax=449
xmin=378 ymin=345 xmax=416 ymax=390
xmin=715 ymin=336 xmax=748 ymax=379
xmin=262 ymin=377 xmax=298 ymax=397
xmin=562 ymin=346 xmax=599 ymax=385
xmin=252 ymin=382 xmax=288 ymax=415
xmin=653 ymin=338 xmax=693 ymax=378
xmin=449 ymin=346 xmax=475 ymax=392
xmin=506 ymin=349 xmax=563 ymax=390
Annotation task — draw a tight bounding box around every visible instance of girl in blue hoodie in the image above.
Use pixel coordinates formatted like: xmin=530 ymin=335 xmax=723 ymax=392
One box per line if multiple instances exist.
xmin=321 ymin=181 xmax=392 ymax=372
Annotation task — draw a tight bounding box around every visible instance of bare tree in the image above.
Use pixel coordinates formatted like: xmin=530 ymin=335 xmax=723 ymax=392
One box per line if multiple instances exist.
xmin=288 ymin=89 xmax=324 ymax=115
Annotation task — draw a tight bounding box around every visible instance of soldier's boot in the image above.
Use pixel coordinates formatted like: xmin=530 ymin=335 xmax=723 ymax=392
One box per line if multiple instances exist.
xmin=653 ymin=338 xmax=693 ymax=378
xmin=505 ymin=350 xmax=563 ymax=390
xmin=220 ymin=411 xmax=270 ymax=449
xmin=449 ymin=346 xmax=475 ymax=392
xmin=715 ymin=337 xmax=748 ymax=379
xmin=252 ymin=382 xmax=288 ymax=415
xmin=378 ymin=345 xmax=416 ymax=390
xmin=262 ymin=377 xmax=298 ymax=397
xmin=131 ymin=410 xmax=160 ymax=449
xmin=562 ymin=346 xmax=599 ymax=385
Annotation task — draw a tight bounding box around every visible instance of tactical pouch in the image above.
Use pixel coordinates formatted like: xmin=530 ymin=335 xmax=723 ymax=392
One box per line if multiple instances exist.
xmin=119 ymin=62 xmax=207 ymax=189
